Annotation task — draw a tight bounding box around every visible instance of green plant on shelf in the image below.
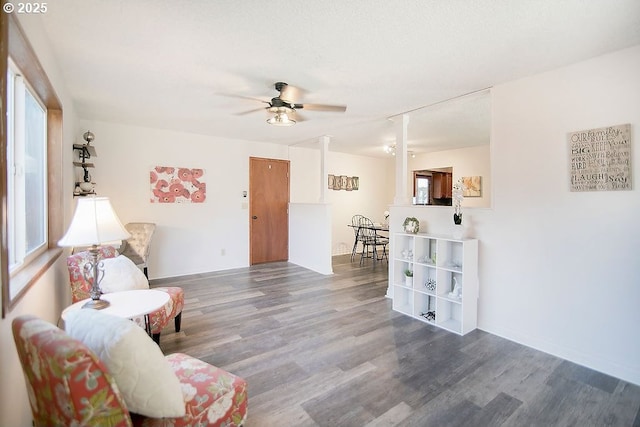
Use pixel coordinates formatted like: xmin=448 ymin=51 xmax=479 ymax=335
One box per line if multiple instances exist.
xmin=404 ymin=269 xmax=413 ymax=277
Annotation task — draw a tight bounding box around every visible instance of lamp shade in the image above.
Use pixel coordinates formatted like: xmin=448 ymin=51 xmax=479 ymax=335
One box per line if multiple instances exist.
xmin=58 ymin=196 xmax=131 ymax=247
xmin=267 ymin=112 xmax=296 ymax=126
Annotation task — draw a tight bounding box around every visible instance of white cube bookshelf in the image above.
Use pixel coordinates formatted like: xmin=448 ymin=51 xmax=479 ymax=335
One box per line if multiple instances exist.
xmin=390 ymin=232 xmax=479 ymax=335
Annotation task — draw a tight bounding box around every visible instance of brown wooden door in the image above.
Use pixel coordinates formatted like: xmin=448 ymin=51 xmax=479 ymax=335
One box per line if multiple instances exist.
xmin=249 ymin=157 xmax=290 ymax=265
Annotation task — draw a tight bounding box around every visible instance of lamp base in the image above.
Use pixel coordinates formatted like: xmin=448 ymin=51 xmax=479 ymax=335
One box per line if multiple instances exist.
xmin=82 ymin=298 xmax=110 ymax=310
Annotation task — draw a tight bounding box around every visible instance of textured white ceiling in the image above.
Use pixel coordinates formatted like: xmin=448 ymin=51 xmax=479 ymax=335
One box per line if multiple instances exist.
xmin=36 ymin=0 xmax=640 ymax=157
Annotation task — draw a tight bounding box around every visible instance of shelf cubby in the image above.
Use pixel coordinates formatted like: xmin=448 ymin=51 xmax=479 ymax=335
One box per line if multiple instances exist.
xmin=414 ymin=293 xmax=436 ymax=324
xmin=392 ymin=285 xmax=413 ymax=316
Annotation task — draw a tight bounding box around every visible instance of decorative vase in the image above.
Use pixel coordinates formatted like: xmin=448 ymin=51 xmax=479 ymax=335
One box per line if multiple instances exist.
xmin=453 ymin=212 xmax=462 ymax=225
xmin=405 ymin=276 xmax=413 ymax=287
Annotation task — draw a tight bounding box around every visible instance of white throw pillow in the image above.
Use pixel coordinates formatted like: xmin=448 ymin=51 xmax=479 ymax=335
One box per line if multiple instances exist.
xmin=64 ymin=309 xmax=185 ymax=418
xmin=100 ymin=255 xmax=149 ymax=293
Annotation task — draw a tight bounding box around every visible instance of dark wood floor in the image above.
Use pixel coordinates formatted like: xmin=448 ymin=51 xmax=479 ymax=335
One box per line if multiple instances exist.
xmin=153 ymin=255 xmax=640 ymax=427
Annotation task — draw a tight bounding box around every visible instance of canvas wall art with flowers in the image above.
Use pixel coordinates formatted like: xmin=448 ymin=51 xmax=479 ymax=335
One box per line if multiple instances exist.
xmin=461 ymin=176 xmax=482 ymax=197
xmin=150 ymin=166 xmax=206 ymax=203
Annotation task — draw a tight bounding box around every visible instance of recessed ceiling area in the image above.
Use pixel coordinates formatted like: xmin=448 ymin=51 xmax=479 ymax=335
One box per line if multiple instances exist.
xmin=34 ymin=0 xmax=640 ymax=157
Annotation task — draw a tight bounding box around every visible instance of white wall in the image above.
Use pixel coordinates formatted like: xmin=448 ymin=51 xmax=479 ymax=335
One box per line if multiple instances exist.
xmin=390 ymin=45 xmax=640 ymax=385
xmin=0 ymin=15 xmax=80 ymax=427
xmin=289 ymin=203 xmax=333 ymax=275
xmin=289 ymin=146 xmax=321 ymax=203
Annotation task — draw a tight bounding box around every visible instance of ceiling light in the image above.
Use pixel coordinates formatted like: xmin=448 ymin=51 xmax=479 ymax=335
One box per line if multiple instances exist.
xmin=267 ymin=112 xmax=296 ymax=127
xmin=383 ymin=144 xmax=415 ymax=157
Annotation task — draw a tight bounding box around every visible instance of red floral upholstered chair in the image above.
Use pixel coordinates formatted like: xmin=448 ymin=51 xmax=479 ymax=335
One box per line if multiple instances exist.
xmin=67 ymin=246 xmax=184 ymax=344
xmin=12 ymin=315 xmax=248 ymax=426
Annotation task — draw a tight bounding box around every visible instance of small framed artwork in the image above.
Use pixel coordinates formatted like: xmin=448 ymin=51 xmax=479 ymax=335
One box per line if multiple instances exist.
xmin=339 ymin=175 xmax=348 ymax=190
xmin=333 ymin=177 xmax=341 ymax=190
xmin=328 ymin=174 xmax=359 ymax=191
xmin=346 ymin=177 xmax=353 ymax=191
xmin=462 ymin=176 xmax=481 ymax=197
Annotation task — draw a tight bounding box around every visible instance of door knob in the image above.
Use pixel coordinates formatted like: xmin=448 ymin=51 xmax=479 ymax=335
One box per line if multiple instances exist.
xmin=252 ymin=215 xmax=258 ymax=219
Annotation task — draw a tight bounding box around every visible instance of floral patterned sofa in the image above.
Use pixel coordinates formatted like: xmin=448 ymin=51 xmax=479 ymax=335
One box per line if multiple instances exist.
xmin=67 ymin=246 xmax=184 ymax=344
xmin=12 ymin=315 xmax=247 ymax=426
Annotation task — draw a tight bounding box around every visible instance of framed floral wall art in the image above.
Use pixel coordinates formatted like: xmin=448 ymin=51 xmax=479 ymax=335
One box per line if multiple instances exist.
xmin=461 ymin=176 xmax=482 ymax=197
xmin=150 ymin=166 xmax=206 ymax=203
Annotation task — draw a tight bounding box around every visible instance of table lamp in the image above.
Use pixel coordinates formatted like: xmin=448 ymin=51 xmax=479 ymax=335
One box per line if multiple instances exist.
xmin=58 ymin=196 xmax=131 ymax=309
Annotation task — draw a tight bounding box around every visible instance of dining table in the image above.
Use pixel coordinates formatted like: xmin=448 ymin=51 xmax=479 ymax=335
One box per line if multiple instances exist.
xmin=348 ymin=221 xmax=389 ymax=263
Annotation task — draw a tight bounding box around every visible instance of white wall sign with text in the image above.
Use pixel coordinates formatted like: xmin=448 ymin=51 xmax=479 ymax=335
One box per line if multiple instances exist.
xmin=568 ymin=123 xmax=631 ymax=192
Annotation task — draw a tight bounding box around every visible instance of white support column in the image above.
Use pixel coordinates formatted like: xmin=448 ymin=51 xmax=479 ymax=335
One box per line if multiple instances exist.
xmin=319 ymin=135 xmax=330 ymax=203
xmin=394 ymin=114 xmax=412 ymax=205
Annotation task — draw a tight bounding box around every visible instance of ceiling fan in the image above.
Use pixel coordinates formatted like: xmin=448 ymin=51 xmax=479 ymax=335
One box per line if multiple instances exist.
xmin=235 ymin=82 xmax=347 ymax=126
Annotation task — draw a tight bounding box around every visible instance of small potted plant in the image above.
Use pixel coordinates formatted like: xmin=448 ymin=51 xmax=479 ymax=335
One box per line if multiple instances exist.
xmin=404 ymin=269 xmax=413 ymax=287
xmin=403 ymin=217 xmax=419 ymax=233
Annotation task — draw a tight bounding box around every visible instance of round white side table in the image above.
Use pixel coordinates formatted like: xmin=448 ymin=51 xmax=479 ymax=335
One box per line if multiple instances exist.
xmin=61 ymin=289 xmax=170 ymax=336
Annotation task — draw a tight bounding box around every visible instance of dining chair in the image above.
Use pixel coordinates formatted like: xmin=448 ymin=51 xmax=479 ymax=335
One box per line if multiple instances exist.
xmin=350 ymin=214 xmax=367 ymax=261
xmin=358 ymin=216 xmax=389 ymax=265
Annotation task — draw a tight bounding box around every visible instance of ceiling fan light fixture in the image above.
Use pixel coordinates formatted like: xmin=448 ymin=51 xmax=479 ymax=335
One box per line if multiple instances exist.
xmin=267 ymin=112 xmax=296 ymax=126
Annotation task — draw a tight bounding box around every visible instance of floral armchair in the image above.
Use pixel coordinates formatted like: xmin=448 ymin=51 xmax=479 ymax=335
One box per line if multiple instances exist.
xmin=12 ymin=315 xmax=247 ymax=426
xmin=67 ymin=246 xmax=184 ymax=344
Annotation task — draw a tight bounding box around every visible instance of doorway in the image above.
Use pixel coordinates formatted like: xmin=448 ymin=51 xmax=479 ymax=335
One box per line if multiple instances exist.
xmin=249 ymin=157 xmax=290 ymax=265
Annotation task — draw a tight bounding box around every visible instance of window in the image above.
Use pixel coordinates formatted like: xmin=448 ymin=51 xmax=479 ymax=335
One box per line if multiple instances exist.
xmin=6 ymin=62 xmax=48 ymax=297
xmin=2 ymin=13 xmax=63 ymax=317
xmin=414 ymin=173 xmax=431 ymax=205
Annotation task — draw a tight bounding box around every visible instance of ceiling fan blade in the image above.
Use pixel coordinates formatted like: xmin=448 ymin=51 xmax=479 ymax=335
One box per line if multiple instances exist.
xmin=235 ymin=107 xmax=267 ymax=116
xmin=218 ymin=93 xmax=270 ymax=104
xmin=290 ymin=110 xmax=307 ymax=122
xmin=300 ymin=103 xmax=347 ymax=112
xmin=279 ymin=84 xmax=304 ymax=103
